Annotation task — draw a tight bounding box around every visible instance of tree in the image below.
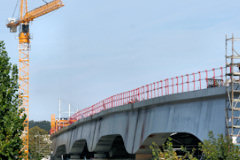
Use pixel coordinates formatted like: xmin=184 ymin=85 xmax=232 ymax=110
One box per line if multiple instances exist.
xmin=29 ymin=120 xmax=51 ymax=132
xmin=0 ymin=41 xmax=26 ymax=159
xmin=200 ymin=131 xmax=240 ymax=160
xmin=29 ymin=126 xmax=51 ymax=160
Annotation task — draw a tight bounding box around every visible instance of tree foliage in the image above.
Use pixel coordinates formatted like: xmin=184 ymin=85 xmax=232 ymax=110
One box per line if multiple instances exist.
xmin=151 ymin=132 xmax=240 ymax=160
xmin=29 ymin=120 xmax=50 ymax=132
xmin=200 ymin=131 xmax=240 ymax=160
xmin=0 ymin=41 xmax=25 ymax=159
xmin=150 ymin=138 xmax=197 ymax=160
xmin=29 ymin=126 xmax=51 ymax=160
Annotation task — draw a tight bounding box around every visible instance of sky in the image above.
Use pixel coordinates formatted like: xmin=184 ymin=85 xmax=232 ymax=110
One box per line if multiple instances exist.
xmin=0 ymin=0 xmax=240 ymax=121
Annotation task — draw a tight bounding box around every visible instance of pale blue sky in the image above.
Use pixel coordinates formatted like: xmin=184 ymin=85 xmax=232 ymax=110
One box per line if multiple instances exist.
xmin=0 ymin=0 xmax=239 ymax=120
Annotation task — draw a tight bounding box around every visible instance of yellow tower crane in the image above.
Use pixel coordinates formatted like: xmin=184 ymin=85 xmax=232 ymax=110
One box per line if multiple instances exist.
xmin=6 ymin=0 xmax=64 ymax=159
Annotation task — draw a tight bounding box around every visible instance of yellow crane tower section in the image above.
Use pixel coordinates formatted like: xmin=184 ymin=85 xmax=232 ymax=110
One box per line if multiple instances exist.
xmin=6 ymin=0 xmax=64 ymax=159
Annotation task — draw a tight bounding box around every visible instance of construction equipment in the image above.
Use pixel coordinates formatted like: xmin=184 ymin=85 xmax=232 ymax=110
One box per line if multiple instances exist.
xmin=6 ymin=0 xmax=64 ymax=159
xmin=225 ymin=34 xmax=240 ymax=145
xmin=50 ymin=115 xmax=75 ymax=134
xmin=50 ymin=100 xmax=77 ymax=134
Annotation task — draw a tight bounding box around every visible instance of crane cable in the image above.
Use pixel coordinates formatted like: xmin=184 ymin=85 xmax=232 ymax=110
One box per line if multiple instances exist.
xmin=12 ymin=0 xmax=19 ymax=18
xmin=12 ymin=0 xmax=48 ymax=18
xmin=12 ymin=0 xmax=50 ymax=18
xmin=42 ymin=0 xmax=48 ymax=4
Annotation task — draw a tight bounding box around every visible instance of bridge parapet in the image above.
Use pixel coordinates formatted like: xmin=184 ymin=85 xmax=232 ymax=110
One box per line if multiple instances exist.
xmin=70 ymin=67 xmax=224 ymax=120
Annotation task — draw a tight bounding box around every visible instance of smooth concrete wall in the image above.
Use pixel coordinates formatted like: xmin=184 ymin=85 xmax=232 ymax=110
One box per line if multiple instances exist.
xmin=51 ymin=87 xmax=226 ymax=157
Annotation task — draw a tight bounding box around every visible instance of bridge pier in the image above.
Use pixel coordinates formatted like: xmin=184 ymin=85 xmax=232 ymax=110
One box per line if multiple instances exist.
xmin=94 ymin=153 xmax=107 ymax=159
xmin=135 ymin=154 xmax=152 ymax=160
xmin=69 ymin=155 xmax=81 ymax=160
xmin=53 ymin=153 xmax=152 ymax=160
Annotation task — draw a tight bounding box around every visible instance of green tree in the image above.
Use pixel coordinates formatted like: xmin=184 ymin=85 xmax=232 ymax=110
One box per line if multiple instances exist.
xmin=29 ymin=120 xmax=51 ymax=132
xmin=200 ymin=131 xmax=240 ymax=160
xmin=0 ymin=41 xmax=25 ymax=159
xmin=29 ymin=126 xmax=51 ymax=160
xmin=150 ymin=138 xmax=197 ymax=160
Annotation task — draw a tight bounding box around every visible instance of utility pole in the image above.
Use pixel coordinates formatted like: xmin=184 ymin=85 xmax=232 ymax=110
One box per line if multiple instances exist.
xmin=68 ymin=104 xmax=71 ymax=119
xmin=38 ymin=131 xmax=40 ymax=159
xmin=59 ymin=97 xmax=61 ymax=121
xmin=35 ymin=135 xmax=37 ymax=159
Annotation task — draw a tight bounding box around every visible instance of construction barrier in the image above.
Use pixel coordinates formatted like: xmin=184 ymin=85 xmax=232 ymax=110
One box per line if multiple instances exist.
xmin=69 ymin=67 xmax=224 ymax=123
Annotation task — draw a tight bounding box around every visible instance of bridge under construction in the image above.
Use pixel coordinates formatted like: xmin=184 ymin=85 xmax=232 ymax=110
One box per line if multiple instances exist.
xmin=49 ymin=34 xmax=240 ymax=159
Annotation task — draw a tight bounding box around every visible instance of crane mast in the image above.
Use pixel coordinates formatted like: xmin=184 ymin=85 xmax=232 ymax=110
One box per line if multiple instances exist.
xmin=19 ymin=35 xmax=30 ymax=159
xmin=7 ymin=0 xmax=64 ymax=159
xmin=18 ymin=1 xmax=30 ymax=158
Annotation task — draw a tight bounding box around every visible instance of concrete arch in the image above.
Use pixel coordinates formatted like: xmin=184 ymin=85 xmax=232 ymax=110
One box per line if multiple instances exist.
xmin=168 ymin=132 xmax=202 ymax=149
xmin=94 ymin=135 xmax=119 ymax=153
xmin=93 ymin=134 xmax=135 ymax=159
xmin=55 ymin=145 xmax=67 ymax=158
xmin=69 ymin=139 xmax=87 ymax=154
xmin=108 ymin=135 xmax=135 ymax=159
xmin=135 ymin=132 xmax=202 ymax=154
xmin=136 ymin=132 xmax=171 ymax=154
xmin=70 ymin=139 xmax=95 ymax=159
xmin=168 ymin=132 xmax=202 ymax=157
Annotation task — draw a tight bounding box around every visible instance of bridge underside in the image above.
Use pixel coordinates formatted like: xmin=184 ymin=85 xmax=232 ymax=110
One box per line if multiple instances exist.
xmin=51 ymin=87 xmax=226 ymax=160
xmin=53 ymin=132 xmax=201 ymax=160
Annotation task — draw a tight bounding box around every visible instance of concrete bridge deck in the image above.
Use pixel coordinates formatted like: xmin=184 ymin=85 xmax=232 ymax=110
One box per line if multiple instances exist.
xmin=51 ymin=86 xmax=226 ymax=160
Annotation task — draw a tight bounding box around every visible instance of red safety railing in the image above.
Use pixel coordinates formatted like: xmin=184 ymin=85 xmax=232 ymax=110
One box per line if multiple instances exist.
xmin=70 ymin=67 xmax=224 ymax=122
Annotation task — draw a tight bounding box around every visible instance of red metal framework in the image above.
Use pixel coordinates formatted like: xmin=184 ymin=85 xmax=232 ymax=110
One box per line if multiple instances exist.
xmin=50 ymin=67 xmax=224 ymax=134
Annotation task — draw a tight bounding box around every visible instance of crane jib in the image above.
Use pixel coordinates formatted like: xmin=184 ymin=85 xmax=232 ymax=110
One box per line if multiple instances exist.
xmin=6 ymin=0 xmax=64 ymax=31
